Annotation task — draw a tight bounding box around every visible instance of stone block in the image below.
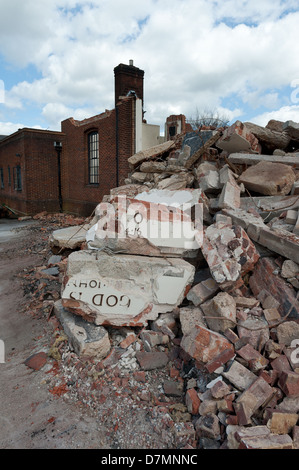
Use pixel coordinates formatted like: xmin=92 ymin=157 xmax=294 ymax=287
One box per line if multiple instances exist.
xmin=237 ymin=316 xmax=270 ymax=351
xmin=179 ymin=306 xmax=207 ymax=336
xmin=201 ymin=292 xmax=237 ymax=334
xmin=283 ymin=120 xmax=299 ymax=140
xmin=61 ymin=251 xmax=194 ymax=327
xmin=54 ymin=300 xmax=111 ymax=358
xmin=195 ymin=414 xmax=221 ymax=440
xmin=276 ymin=321 xmax=299 ymax=346
xmin=285 ymin=210 xmax=298 ymax=225
xmin=238 ymin=161 xmax=296 ymax=196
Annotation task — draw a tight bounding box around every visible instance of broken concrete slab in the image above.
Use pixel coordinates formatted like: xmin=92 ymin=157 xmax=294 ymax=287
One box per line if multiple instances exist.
xmin=238 ymin=161 xmax=296 ymax=196
xmin=244 ymin=121 xmax=291 ymax=152
xmin=228 ymin=152 xmax=299 ymax=168
xmin=86 ymin=194 xmax=203 ymax=258
xmin=217 ymin=180 xmax=241 ymax=210
xmin=54 ymin=299 xmax=111 ymax=358
xmin=61 ymin=251 xmax=195 ymax=327
xmin=49 ymin=222 xmax=95 ymax=250
xmin=283 ymin=120 xmax=299 ymax=141
xmin=128 ymin=140 xmax=175 ymax=169
xmin=216 ymin=121 xmax=261 ymax=154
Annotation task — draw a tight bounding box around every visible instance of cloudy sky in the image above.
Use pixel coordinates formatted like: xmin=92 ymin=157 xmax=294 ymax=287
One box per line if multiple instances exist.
xmin=1 ymin=0 xmax=299 ymax=136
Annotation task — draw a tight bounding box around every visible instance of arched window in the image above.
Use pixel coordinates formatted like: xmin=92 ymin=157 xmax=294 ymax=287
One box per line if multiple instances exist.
xmin=88 ymin=131 xmax=99 ymax=184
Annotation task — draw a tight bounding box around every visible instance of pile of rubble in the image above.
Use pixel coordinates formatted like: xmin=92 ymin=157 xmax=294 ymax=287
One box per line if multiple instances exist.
xmin=48 ymin=118 xmax=299 ymax=449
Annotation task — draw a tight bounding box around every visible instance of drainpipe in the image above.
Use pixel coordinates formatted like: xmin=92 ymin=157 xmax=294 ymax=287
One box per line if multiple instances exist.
xmin=116 ymin=106 xmax=119 ymax=187
xmin=54 ymin=141 xmax=63 ymax=212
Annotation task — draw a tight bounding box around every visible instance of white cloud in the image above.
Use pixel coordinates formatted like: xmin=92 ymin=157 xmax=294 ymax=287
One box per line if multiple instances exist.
xmin=0 ymin=121 xmax=42 ymax=135
xmin=250 ymin=105 xmax=299 ymax=126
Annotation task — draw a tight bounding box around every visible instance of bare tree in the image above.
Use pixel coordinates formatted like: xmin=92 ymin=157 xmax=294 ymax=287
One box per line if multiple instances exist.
xmin=187 ymin=107 xmax=230 ymax=130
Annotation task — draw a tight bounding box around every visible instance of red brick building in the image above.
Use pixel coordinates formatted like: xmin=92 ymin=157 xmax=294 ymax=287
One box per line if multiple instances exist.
xmin=0 ymin=61 xmax=164 ymax=217
xmin=0 ymin=128 xmax=65 ymax=215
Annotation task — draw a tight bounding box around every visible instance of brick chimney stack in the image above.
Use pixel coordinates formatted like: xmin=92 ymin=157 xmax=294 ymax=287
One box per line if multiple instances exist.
xmin=114 ymin=60 xmax=144 ymax=107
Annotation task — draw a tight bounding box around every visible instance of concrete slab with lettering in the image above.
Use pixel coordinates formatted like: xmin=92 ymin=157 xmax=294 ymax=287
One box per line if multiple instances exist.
xmin=61 ymin=251 xmax=195 ymax=327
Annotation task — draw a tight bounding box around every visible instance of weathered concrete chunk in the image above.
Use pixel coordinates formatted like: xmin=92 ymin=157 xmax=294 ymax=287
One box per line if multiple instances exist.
xmin=54 ymin=300 xmax=111 ymax=358
xmin=179 ymin=306 xmax=207 ymax=336
xmin=216 ymin=120 xmax=261 ymax=154
xmin=61 ymin=251 xmax=195 ymax=327
xmin=201 ymin=292 xmax=237 ymax=333
xmin=238 ymin=161 xmax=296 ymax=196
xmin=87 ymin=191 xmax=203 ymax=258
xmin=237 ymin=316 xmax=270 ymax=351
xmin=276 ymin=321 xmax=299 ymax=346
xmin=49 ymin=223 xmax=95 ymax=250
xmin=128 ymin=140 xmax=175 ymax=168
xmin=217 ymin=180 xmax=241 ymax=210
xmin=244 ymin=121 xmax=291 ymax=152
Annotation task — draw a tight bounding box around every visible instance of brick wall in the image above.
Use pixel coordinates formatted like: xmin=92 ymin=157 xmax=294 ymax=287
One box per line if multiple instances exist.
xmin=0 ymin=129 xmax=64 ymax=215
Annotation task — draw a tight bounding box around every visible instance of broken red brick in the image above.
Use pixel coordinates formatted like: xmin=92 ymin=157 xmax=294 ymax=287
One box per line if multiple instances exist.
xmin=278 ymin=371 xmax=299 ymax=397
xmin=185 ymin=388 xmax=201 ymax=415
xmin=24 ymin=351 xmax=48 ymax=371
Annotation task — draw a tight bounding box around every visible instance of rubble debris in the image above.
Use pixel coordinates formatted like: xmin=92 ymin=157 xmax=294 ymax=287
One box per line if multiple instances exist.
xmin=42 ymin=117 xmax=299 ymax=450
